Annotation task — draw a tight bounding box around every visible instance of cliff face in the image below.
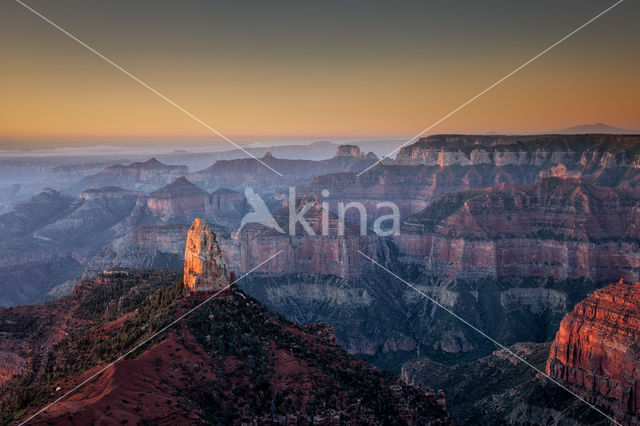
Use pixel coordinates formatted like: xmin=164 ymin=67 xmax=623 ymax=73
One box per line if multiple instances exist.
xmin=90 ymin=206 xmax=379 ymax=282
xmin=301 ymin=134 xmax=640 ymax=224
xmin=396 ymin=178 xmax=640 ymax=283
xmin=547 ymin=280 xmax=640 ymax=423
xmin=224 ymin=198 xmax=383 ymax=279
xmin=183 ymin=219 xmax=230 ymax=292
xmin=210 ymin=188 xmax=246 ymax=218
xmin=147 ymin=177 xmax=212 ymax=221
xmin=301 ymin=162 xmax=543 ymax=221
xmin=395 ymin=134 xmax=640 ymax=171
xmin=399 ymin=341 xmax=625 ymax=425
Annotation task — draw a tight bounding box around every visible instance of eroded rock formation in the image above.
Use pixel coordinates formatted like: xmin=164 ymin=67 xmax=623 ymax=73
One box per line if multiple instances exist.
xmin=183 ymin=218 xmax=230 ymax=292
xmin=396 ymin=178 xmax=640 ymax=283
xmin=395 ymin=134 xmax=640 ymax=171
xmin=335 ymin=144 xmax=364 ymax=158
xmin=147 ymin=177 xmax=211 ymax=221
xmin=547 ymin=280 xmax=640 ymax=423
xmin=226 ymin=196 xmax=382 ymax=278
xmin=75 ymin=158 xmax=188 ymax=193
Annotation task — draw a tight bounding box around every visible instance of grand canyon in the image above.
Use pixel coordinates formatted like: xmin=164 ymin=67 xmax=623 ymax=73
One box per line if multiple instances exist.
xmin=2 ymin=1 xmax=639 ymax=423
xmin=1 ymin=133 xmax=639 ymax=424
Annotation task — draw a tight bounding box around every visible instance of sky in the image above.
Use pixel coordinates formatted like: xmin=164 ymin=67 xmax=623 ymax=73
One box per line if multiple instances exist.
xmin=1 ymin=0 xmax=639 ymax=148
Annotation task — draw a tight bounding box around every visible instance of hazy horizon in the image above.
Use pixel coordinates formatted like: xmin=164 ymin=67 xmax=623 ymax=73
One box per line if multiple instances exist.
xmin=3 ymin=123 xmax=640 ymax=151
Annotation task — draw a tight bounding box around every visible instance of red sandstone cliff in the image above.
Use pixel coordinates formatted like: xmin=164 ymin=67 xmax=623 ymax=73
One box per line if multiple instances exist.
xmin=546 ymin=280 xmax=640 ymax=424
xmin=396 ymin=178 xmax=640 ymax=283
xmin=302 ymin=134 xmax=640 ymax=224
xmin=224 ymin=197 xmax=382 ymax=278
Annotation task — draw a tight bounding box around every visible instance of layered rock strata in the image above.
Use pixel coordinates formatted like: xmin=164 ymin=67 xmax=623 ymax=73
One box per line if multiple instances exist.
xmin=547 ymin=280 xmax=640 ymax=423
xmin=396 ymin=178 xmax=640 ymax=283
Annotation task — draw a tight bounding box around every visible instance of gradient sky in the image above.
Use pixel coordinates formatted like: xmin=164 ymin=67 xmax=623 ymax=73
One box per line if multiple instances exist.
xmin=1 ymin=0 xmax=639 ymax=148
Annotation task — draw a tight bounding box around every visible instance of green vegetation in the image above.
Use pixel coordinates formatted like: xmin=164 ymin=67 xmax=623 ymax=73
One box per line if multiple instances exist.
xmin=185 ymin=291 xmax=444 ymax=423
xmin=0 ymin=271 xmax=184 ymax=423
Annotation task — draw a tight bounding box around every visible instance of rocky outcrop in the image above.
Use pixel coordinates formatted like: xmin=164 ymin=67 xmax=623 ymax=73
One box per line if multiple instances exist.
xmin=396 ymin=178 xmax=640 ymax=283
xmin=75 ymin=158 xmax=188 ymax=193
xmin=335 ymin=144 xmax=364 ymax=158
xmin=91 ymin=208 xmax=379 ymax=282
xmin=87 ymin=191 xmax=378 ymax=280
xmin=183 ymin=219 xmax=230 ymax=292
xmin=547 ymin=280 xmax=640 ymax=423
xmin=147 ymin=177 xmax=211 ymax=221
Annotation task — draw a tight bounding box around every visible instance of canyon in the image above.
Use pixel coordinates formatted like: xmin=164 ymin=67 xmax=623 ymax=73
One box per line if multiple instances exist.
xmin=0 ymin=225 xmax=450 ymax=425
xmin=395 ymin=176 xmax=640 ymax=283
xmin=3 ymin=134 xmax=640 ymax=423
xmin=6 ymin=137 xmax=640 ymax=371
xmin=0 ymin=178 xmax=247 ymax=307
xmin=303 ymin=134 xmax=640 ymax=222
xmin=399 ymin=279 xmax=640 ymax=425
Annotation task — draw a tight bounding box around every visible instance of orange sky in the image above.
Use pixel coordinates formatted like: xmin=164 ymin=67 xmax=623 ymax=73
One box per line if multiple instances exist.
xmin=1 ymin=0 xmax=639 ymax=147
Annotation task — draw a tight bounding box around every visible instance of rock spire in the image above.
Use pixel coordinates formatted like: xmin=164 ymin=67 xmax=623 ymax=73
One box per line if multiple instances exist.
xmin=183 ymin=218 xmax=230 ymax=292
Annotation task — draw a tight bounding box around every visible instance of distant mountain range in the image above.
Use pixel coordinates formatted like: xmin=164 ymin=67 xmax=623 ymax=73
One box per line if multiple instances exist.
xmin=555 ymin=122 xmax=636 ymax=134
